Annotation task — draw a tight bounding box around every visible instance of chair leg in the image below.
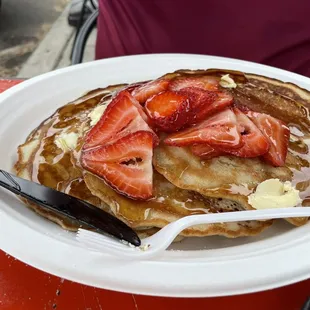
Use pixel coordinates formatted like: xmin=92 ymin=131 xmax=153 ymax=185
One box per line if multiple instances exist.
xmin=301 ymin=297 xmax=310 ymax=310
xmin=71 ymin=9 xmax=98 ymax=65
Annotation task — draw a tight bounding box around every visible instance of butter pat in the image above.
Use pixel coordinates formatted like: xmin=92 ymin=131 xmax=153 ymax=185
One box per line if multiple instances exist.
xmin=248 ymin=179 xmax=302 ymax=210
xmin=55 ymin=132 xmax=79 ymax=152
xmin=89 ymin=102 xmax=111 ymax=126
xmin=220 ymin=74 xmax=237 ymax=88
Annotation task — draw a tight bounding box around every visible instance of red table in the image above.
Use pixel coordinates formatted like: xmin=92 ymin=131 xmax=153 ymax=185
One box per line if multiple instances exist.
xmin=0 ymin=79 xmax=309 ymax=310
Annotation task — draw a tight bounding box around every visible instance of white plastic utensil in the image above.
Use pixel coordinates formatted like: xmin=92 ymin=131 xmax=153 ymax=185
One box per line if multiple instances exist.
xmin=76 ymin=207 xmax=310 ymax=260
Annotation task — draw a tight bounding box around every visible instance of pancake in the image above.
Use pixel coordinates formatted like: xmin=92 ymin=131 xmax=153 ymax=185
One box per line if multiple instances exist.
xmin=84 ymin=171 xmax=272 ymax=237
xmin=14 ymin=68 xmax=310 ymax=242
xmin=15 ymin=83 xmax=271 ymax=238
xmin=153 ymin=69 xmax=310 ymax=226
xmin=153 ymin=143 xmax=291 ymax=207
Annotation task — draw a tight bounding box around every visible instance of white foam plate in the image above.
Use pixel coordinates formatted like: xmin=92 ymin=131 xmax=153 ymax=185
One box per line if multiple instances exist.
xmin=0 ymin=54 xmax=310 ymax=297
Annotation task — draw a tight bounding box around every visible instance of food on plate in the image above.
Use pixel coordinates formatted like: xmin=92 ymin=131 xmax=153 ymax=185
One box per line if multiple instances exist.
xmin=14 ymin=68 xmax=310 ymax=240
xmin=247 ymin=179 xmax=302 ymax=210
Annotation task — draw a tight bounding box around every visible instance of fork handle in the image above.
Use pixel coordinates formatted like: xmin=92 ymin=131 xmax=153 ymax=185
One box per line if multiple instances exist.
xmin=174 ymin=207 xmax=309 ymax=232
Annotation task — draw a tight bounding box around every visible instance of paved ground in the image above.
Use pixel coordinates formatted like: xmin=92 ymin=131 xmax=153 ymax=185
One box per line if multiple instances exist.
xmin=56 ymin=29 xmax=96 ymax=69
xmin=17 ymin=4 xmax=96 ymax=78
xmin=0 ymin=0 xmax=70 ymax=77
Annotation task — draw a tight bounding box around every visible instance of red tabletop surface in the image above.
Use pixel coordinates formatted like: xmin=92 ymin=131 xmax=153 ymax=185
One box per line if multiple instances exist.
xmin=0 ymin=79 xmax=309 ymax=310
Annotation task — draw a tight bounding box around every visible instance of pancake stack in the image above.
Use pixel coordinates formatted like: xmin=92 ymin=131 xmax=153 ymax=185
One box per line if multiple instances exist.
xmin=14 ymin=69 xmax=310 ymax=239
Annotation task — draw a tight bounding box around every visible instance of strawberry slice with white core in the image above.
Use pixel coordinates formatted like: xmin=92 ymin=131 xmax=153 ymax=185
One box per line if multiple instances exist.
xmin=145 ymin=90 xmax=191 ymax=132
xmin=132 ymin=79 xmax=170 ymax=104
xmin=246 ymin=111 xmax=290 ymax=166
xmin=223 ymin=108 xmax=269 ymax=158
xmin=191 ymin=143 xmax=224 ymax=159
xmin=164 ymin=108 xmax=241 ymax=148
xmin=81 ymin=131 xmax=154 ymax=199
xmin=169 ymin=76 xmax=219 ymax=92
xmin=83 ymin=91 xmax=158 ymax=150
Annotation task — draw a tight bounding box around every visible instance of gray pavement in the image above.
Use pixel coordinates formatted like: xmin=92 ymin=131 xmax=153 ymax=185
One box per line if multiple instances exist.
xmin=56 ymin=29 xmax=96 ymax=70
xmin=0 ymin=0 xmax=70 ymax=77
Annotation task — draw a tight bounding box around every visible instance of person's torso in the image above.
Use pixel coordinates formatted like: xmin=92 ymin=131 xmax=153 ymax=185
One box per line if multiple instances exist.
xmin=97 ymin=0 xmax=310 ymax=76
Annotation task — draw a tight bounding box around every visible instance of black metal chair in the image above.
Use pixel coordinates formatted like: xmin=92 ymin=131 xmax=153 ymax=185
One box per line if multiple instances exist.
xmin=69 ymin=0 xmax=98 ymax=65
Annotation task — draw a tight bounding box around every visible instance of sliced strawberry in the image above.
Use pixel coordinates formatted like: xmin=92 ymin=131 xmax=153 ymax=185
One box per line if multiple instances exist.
xmin=169 ymin=76 xmax=220 ymax=92
xmin=164 ymin=108 xmax=242 ymax=148
xmin=246 ymin=111 xmax=290 ymax=166
xmin=222 ymin=108 xmax=269 ymax=158
xmin=178 ymin=87 xmax=233 ymax=123
xmin=232 ymin=102 xmax=251 ymax=113
xmin=124 ymin=81 xmax=147 ymax=93
xmin=83 ymin=91 xmax=158 ymax=150
xmin=129 ymin=92 xmax=153 ymax=125
xmin=177 ymin=87 xmax=217 ymax=122
xmin=132 ymin=79 xmax=170 ymax=104
xmin=191 ymin=144 xmax=224 ymax=159
xmin=145 ymin=90 xmax=191 ymax=132
xmin=191 ymin=109 xmax=272 ymax=160
xmin=212 ymin=92 xmax=234 ymax=111
xmin=81 ymin=131 xmax=153 ymax=200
